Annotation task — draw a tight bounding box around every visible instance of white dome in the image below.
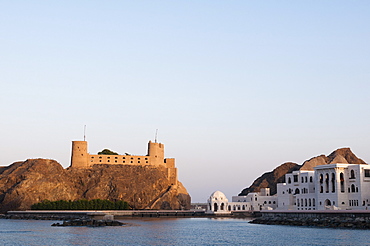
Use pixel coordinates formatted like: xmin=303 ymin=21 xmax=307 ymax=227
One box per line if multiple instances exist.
xmin=209 ymin=191 xmax=228 ymax=202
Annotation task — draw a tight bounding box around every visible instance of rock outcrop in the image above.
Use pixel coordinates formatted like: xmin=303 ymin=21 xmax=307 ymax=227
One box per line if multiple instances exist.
xmin=239 ymin=148 xmax=366 ymax=196
xmin=0 ymin=159 xmax=191 ymax=213
xmin=239 ymin=162 xmax=300 ymax=196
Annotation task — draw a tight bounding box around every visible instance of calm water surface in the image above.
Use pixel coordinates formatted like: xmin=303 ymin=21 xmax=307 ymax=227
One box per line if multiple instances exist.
xmin=0 ymin=218 xmax=369 ymax=245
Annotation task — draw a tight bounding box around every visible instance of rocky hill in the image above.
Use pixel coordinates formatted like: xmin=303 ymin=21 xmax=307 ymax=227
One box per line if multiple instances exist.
xmin=239 ymin=148 xmax=366 ymax=196
xmin=0 ymin=159 xmax=191 ymax=213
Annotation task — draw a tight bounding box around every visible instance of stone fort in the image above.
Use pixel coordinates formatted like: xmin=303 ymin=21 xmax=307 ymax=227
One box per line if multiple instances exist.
xmin=70 ymin=140 xmax=178 ymax=185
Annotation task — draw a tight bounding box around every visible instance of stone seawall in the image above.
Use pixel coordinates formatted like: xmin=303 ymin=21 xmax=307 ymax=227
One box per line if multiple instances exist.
xmin=250 ymin=211 xmax=370 ymax=229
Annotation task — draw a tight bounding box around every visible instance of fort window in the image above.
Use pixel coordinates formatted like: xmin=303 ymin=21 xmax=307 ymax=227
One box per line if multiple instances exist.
xmin=99 ymin=160 xmax=102 ymax=162
xmin=145 ymin=158 xmax=148 ymax=160
xmin=115 ymin=160 xmax=117 ymax=163
xmin=122 ymin=157 xmax=125 ymax=159
xmin=131 ymin=161 xmax=133 ymax=163
xmin=115 ymin=157 xmax=118 ymax=159
xmin=107 ymin=160 xmax=110 ymax=162
xmin=91 ymin=157 xmax=94 ymax=159
xmin=131 ymin=157 xmax=133 ymax=159
xmin=99 ymin=157 xmax=102 ymax=159
xmin=123 ymin=161 xmax=125 ymax=163
xmin=138 ymin=158 xmax=141 ymax=160
xmin=365 ymin=170 xmax=370 ymax=177
xmin=146 ymin=161 xmax=148 ymax=163
xmin=138 ymin=161 xmax=140 ymax=163
xmin=107 ymin=157 xmax=110 ymax=159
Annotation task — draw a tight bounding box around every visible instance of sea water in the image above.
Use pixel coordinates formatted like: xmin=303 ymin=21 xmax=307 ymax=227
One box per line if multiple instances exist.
xmin=0 ymin=218 xmax=369 ymax=245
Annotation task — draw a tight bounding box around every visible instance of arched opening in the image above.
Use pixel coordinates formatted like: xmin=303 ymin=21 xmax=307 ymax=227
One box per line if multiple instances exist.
xmin=320 ymin=186 xmax=323 ymax=193
xmin=242 ymin=205 xmax=245 ymax=210
xmin=309 ymin=199 xmax=312 ymax=206
xmin=233 ymin=205 xmax=236 ymax=210
xmin=305 ymin=177 xmax=308 ymax=183
xmin=301 ymin=177 xmax=304 ymax=183
xmin=209 ymin=204 xmax=212 ymax=211
xmin=214 ymin=203 xmax=218 ymax=212
xmin=305 ymin=199 xmax=307 ymax=206
xmin=350 ymin=170 xmax=355 ymax=179
xmin=313 ymin=198 xmax=315 ymax=206
xmin=310 ymin=176 xmax=313 ymax=182
xmin=325 ymin=199 xmax=331 ymax=207
xmin=295 ymin=188 xmax=300 ymax=194
xmin=351 ymin=184 xmax=356 ymax=193
xmin=340 ymin=172 xmax=344 ymax=193
xmin=220 ymin=203 xmax=225 ymax=211
xmin=319 ymin=174 xmax=323 ymax=184
xmin=228 ymin=205 xmax=231 ymax=211
xmin=288 ymin=177 xmax=291 ymax=184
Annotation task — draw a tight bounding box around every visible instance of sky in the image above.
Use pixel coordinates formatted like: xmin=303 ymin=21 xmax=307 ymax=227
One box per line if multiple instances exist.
xmin=1 ymin=1 xmax=370 ymax=202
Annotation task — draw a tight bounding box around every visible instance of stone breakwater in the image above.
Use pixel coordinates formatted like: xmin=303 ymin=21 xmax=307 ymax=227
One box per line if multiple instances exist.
xmin=51 ymin=219 xmax=124 ymax=227
xmin=0 ymin=213 xmax=89 ymax=221
xmin=250 ymin=211 xmax=370 ymax=229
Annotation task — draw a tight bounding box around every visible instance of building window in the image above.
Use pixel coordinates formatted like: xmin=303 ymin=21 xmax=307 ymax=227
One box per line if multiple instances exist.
xmin=351 ymin=184 xmax=356 ymax=193
xmin=288 ymin=177 xmax=291 ymax=184
xmin=340 ymin=172 xmax=344 ymax=193
xmin=295 ymin=188 xmax=300 ymax=194
xmin=350 ymin=170 xmax=355 ymax=179
xmin=365 ymin=170 xmax=370 ymax=177
xmin=310 ymin=176 xmax=313 ymax=182
xmin=319 ymin=174 xmax=323 ymax=184
xmin=293 ymin=175 xmax=298 ymax=183
xmin=301 ymin=177 xmax=304 ymax=183
xmin=331 ymin=173 xmax=335 ymax=193
xmin=325 ymin=174 xmax=329 ymax=193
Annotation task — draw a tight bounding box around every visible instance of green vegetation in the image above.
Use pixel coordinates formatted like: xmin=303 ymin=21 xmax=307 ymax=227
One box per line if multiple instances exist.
xmin=31 ymin=199 xmax=130 ymax=210
xmin=98 ymin=149 xmax=119 ymax=155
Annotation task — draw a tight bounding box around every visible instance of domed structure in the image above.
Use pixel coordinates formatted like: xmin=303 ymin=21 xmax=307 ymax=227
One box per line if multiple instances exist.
xmin=206 ymin=191 xmax=231 ymax=214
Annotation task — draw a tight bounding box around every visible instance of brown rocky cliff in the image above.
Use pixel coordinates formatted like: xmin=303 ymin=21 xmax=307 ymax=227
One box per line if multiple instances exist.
xmin=239 ymin=148 xmax=366 ymax=196
xmin=0 ymin=159 xmax=191 ymax=213
xmin=238 ymin=162 xmax=301 ymax=196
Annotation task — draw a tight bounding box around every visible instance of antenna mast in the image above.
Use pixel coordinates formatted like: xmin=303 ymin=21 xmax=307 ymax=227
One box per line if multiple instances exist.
xmin=155 ymin=129 xmax=158 ymax=143
xmin=84 ymin=125 xmax=86 ymax=141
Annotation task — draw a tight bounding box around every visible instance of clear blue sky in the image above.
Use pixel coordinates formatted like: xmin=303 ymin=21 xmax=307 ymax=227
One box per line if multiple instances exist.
xmin=1 ymin=1 xmax=370 ymax=202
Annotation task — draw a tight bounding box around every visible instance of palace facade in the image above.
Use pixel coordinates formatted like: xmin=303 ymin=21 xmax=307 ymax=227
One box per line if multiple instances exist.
xmin=207 ymin=163 xmax=370 ymax=213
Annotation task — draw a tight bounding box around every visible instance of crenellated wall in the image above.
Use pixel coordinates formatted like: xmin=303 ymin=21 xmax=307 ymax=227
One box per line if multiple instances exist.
xmin=69 ymin=140 xmax=177 ymax=185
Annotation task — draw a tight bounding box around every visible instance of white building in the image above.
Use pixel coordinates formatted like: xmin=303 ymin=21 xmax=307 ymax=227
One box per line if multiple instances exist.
xmin=206 ymin=188 xmax=277 ymax=214
xmin=207 ymin=163 xmax=370 ymax=213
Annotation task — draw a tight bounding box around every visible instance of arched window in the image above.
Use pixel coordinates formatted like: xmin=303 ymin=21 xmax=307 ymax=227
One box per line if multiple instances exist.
xmin=350 ymin=170 xmax=355 ymax=179
xmin=220 ymin=203 xmax=225 ymax=210
xmin=320 ymin=174 xmax=323 ymax=184
xmin=310 ymin=176 xmax=313 ymax=182
xmin=313 ymin=198 xmax=315 ymax=206
xmin=305 ymin=177 xmax=308 ymax=183
xmin=309 ymin=199 xmax=312 ymax=206
xmin=295 ymin=188 xmax=300 ymax=194
xmin=320 ymin=186 xmax=323 ymax=193
xmin=340 ymin=172 xmax=344 ymax=193
xmin=331 ymin=173 xmax=335 ymax=193
xmin=301 ymin=177 xmax=304 ymax=183
xmin=233 ymin=205 xmax=236 ymax=210
xmin=356 ymin=187 xmax=359 ymax=193
xmin=305 ymin=199 xmax=307 ymax=206
xmin=288 ymin=177 xmax=291 ymax=184
xmin=228 ymin=205 xmax=231 ymax=211
xmin=351 ymin=184 xmax=356 ymax=193
xmin=297 ymin=199 xmax=300 ymax=206
xmin=214 ymin=203 xmax=218 ymax=212
xmin=325 ymin=173 xmax=329 ymax=193
xmin=242 ymin=205 xmax=245 ymax=210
